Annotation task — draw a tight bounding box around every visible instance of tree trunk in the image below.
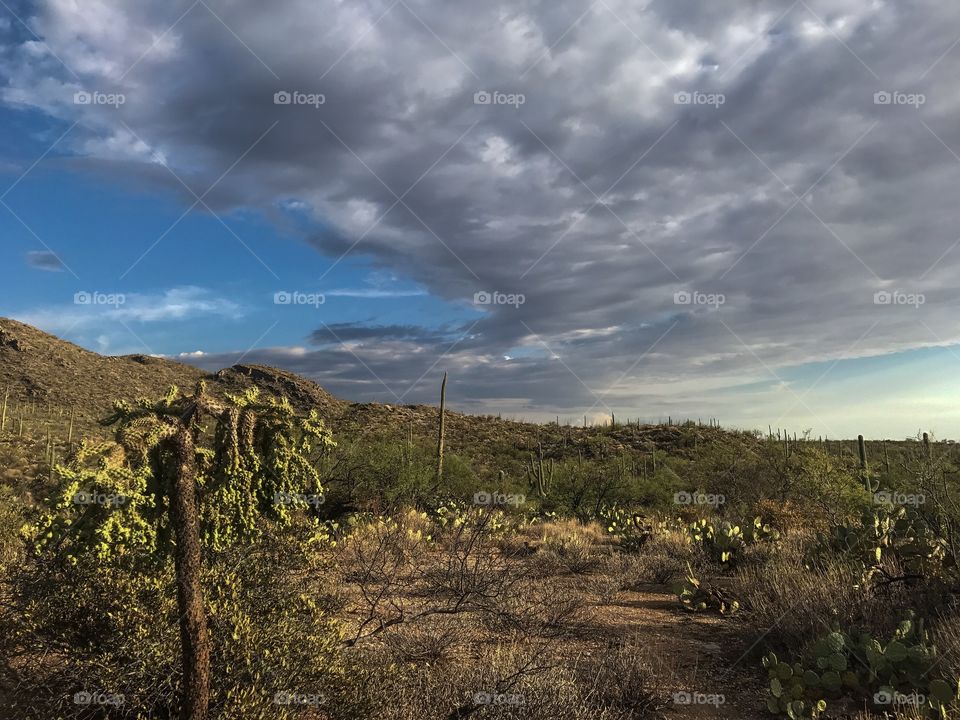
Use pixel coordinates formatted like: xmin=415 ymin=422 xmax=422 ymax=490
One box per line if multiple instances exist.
xmin=168 ymin=427 xmax=211 ymax=720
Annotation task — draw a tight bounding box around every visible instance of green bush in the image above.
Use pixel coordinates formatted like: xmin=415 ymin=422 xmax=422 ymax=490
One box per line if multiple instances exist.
xmin=7 ymin=518 xmax=345 ymax=718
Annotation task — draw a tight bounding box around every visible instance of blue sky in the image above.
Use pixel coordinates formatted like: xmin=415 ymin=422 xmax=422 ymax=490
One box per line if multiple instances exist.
xmin=3 ymin=0 xmax=960 ymax=439
xmin=1 ymin=106 xmax=475 ymax=357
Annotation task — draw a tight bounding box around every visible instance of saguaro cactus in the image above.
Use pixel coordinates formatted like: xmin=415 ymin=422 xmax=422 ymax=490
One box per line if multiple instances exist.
xmin=858 ymin=435 xmax=867 ymax=471
xmin=436 ymin=372 xmax=447 ymax=484
xmin=527 ymin=442 xmax=554 ymax=497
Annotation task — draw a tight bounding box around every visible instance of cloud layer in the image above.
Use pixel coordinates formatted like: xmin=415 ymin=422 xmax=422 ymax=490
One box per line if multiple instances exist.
xmin=4 ymin=0 xmax=960 ymax=432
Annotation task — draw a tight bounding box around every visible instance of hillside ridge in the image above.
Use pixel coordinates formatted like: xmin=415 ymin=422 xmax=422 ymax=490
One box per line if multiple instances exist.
xmin=0 ymin=317 xmax=747 ymax=460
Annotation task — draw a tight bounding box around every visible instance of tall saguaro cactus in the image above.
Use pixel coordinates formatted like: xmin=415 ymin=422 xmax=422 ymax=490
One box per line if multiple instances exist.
xmin=436 ymin=372 xmax=447 ymax=484
xmin=527 ymin=441 xmax=554 ymax=497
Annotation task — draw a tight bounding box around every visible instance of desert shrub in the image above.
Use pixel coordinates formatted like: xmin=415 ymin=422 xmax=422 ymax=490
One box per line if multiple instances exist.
xmin=324 ymin=437 xmax=485 ymax=513
xmin=739 ymin=557 xmax=868 ymax=651
xmin=536 ymin=520 xmax=608 ymax=575
xmin=383 ymin=615 xmax=462 ymax=665
xmin=5 ymin=518 xmax=344 ymax=718
xmin=620 ymin=530 xmax=702 ymax=586
xmin=743 ymin=541 xmax=956 ymax=706
xmin=581 ymin=639 xmax=666 ymax=717
xmin=0 ymin=483 xmax=23 ymax=573
xmin=343 ymin=637 xmax=666 ymax=720
xmin=931 ymin=609 xmax=960 ymax=687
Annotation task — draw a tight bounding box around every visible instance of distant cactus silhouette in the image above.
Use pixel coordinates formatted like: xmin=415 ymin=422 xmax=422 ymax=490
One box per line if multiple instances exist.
xmin=436 ymin=372 xmax=447 ymax=484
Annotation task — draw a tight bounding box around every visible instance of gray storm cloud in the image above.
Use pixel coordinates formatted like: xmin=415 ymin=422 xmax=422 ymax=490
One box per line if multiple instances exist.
xmin=3 ymin=0 xmax=960 ymax=427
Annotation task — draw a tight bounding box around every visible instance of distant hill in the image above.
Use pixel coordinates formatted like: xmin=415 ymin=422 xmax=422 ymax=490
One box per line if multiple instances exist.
xmin=0 ymin=317 xmax=749 ymax=466
xmin=0 ymin=318 xmax=206 ymax=431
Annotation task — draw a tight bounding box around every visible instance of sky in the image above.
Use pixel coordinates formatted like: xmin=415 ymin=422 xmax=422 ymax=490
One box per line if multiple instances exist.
xmin=1 ymin=0 xmax=960 ymax=439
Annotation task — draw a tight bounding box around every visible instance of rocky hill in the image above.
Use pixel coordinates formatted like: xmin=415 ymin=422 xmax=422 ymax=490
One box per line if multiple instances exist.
xmin=0 ymin=317 xmax=752 ymax=466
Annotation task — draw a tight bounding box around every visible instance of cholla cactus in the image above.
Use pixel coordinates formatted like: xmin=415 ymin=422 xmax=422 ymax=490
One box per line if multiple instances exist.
xmin=33 ymin=382 xmax=335 ymax=720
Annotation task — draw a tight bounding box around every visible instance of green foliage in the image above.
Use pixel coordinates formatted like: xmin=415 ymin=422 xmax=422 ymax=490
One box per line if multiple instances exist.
xmin=11 ymin=521 xmax=346 ymax=718
xmin=597 ymin=504 xmax=655 ymax=552
xmin=806 ymin=505 xmax=953 ymax=584
xmin=685 ymin=516 xmax=780 ymax=565
xmin=31 ymin=385 xmax=336 ymax=561
xmin=0 ymin=483 xmax=25 ymax=572
xmin=13 ymin=385 xmax=345 ymax=717
xmin=763 ymin=614 xmax=959 ymax=718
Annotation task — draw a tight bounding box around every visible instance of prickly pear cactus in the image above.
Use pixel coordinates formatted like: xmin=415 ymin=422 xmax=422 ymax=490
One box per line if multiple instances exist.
xmin=763 ymin=614 xmax=959 ymax=718
xmin=685 ymin=516 xmax=780 ymax=565
xmin=806 ymin=505 xmax=953 ymax=583
xmin=675 ymin=563 xmax=739 ymax=615
xmin=598 ymin=504 xmax=653 ymax=552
